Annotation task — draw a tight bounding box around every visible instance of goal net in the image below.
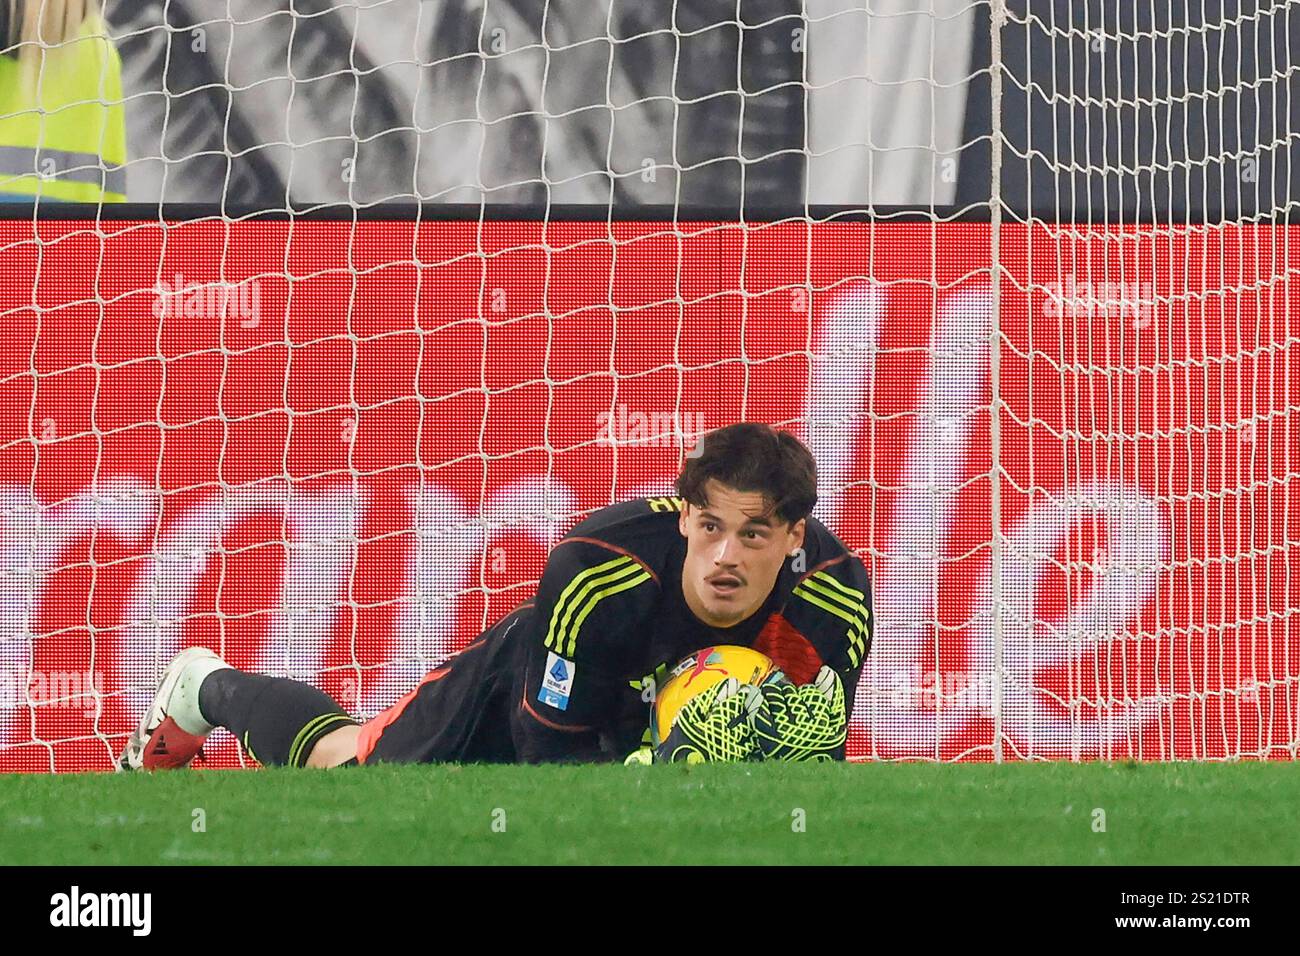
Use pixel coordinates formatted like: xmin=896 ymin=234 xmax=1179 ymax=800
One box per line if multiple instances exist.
xmin=0 ymin=1 xmax=1296 ymax=770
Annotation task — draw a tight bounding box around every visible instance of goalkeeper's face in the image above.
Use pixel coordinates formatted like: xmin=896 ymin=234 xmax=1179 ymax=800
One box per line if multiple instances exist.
xmin=678 ymin=480 xmax=806 ymax=628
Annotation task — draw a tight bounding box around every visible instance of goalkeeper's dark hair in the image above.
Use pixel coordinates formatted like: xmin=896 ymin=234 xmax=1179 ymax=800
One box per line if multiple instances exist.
xmin=676 ymin=423 xmax=818 ymax=526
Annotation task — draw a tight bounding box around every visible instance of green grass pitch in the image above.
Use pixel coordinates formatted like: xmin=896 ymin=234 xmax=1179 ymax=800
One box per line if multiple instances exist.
xmin=2 ymin=762 xmax=1297 ymax=865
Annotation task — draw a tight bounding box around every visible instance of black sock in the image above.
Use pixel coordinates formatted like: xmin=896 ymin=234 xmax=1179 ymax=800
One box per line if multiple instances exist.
xmin=198 ymin=670 xmax=357 ymax=768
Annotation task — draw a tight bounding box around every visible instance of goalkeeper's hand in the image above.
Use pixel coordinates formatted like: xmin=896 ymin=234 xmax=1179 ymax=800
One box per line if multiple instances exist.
xmin=749 ymin=665 xmax=848 ymax=762
xmin=653 ymin=677 xmax=763 ymax=763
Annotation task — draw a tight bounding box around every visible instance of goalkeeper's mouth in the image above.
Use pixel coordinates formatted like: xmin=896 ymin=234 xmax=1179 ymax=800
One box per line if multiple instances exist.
xmin=705 ymin=573 xmax=745 ymax=598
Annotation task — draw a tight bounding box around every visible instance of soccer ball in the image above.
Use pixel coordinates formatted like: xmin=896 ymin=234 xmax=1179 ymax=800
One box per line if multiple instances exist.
xmin=651 ymin=645 xmax=776 ymax=746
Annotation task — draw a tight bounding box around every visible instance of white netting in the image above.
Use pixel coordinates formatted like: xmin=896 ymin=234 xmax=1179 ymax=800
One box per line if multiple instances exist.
xmin=0 ymin=1 xmax=1296 ymax=770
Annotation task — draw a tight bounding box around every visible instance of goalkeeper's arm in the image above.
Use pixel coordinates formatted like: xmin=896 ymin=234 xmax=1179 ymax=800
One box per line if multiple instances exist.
xmin=509 ymin=535 xmax=661 ymax=763
xmin=764 ymin=547 xmax=873 ymax=761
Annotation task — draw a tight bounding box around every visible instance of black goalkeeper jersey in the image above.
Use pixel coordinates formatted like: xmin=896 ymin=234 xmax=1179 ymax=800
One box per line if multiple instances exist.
xmin=359 ymin=493 xmax=874 ymax=765
xmin=505 ymin=494 xmax=874 ymax=762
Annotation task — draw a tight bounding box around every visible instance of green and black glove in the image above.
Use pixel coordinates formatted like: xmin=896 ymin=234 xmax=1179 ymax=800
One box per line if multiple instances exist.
xmin=653 ymin=677 xmax=763 ymax=763
xmin=749 ymin=665 xmax=847 ymax=762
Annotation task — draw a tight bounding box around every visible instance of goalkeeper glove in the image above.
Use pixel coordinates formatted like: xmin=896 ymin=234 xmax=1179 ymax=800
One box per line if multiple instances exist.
xmin=653 ymin=677 xmax=763 ymax=763
xmin=749 ymin=665 xmax=847 ymax=762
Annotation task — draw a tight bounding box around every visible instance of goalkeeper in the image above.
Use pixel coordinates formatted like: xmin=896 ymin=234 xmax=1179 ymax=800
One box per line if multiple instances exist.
xmin=119 ymin=422 xmax=873 ymax=770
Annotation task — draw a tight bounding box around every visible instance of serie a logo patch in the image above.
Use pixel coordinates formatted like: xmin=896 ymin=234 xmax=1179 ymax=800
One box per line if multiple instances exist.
xmin=538 ymin=652 xmax=576 ymax=711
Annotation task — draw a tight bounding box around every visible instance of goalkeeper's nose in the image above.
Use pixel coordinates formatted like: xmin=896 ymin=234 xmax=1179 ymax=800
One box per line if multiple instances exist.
xmin=711 ymin=536 xmax=743 ymax=569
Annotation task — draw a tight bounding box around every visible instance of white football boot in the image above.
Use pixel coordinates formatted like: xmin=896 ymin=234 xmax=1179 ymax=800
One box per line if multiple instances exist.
xmin=117 ymin=647 xmax=232 ymax=771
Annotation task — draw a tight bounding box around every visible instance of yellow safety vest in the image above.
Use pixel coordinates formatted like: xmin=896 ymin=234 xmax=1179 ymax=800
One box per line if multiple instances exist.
xmin=0 ymin=14 xmax=126 ymax=202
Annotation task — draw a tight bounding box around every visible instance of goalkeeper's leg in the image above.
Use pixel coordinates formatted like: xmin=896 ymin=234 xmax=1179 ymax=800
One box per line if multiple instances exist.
xmin=119 ymin=647 xmax=360 ymax=770
xmin=122 ymin=605 xmax=531 ymax=770
xmin=198 ymin=666 xmax=361 ymax=768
